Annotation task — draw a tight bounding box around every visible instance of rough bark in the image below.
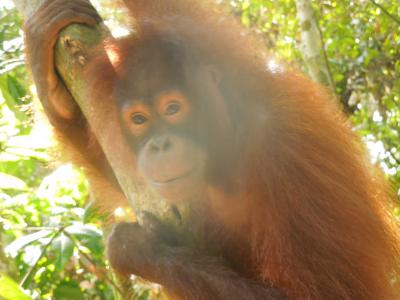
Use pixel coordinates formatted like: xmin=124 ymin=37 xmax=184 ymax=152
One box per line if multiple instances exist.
xmin=13 ymin=0 xmax=197 ymax=244
xmin=296 ymin=0 xmax=334 ymax=91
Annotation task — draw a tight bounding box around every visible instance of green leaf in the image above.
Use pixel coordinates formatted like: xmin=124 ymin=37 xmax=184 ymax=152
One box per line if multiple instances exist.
xmin=0 ymin=172 xmax=28 ymax=190
xmin=0 ymin=75 xmax=26 ymax=121
xmin=137 ymin=290 xmax=151 ymax=300
xmin=5 ymin=230 xmax=52 ymax=256
xmin=0 ymin=58 xmax=25 ymax=75
xmin=3 ymin=147 xmax=49 ymax=161
xmin=0 ymin=275 xmax=32 ymax=300
xmin=65 ymin=224 xmax=102 ymax=239
xmin=7 ymin=75 xmax=25 ymax=104
xmin=53 ymin=281 xmax=84 ymax=300
xmin=65 ymin=224 xmax=103 ymax=256
xmin=52 ymin=233 xmax=74 ymax=270
xmin=82 ymin=202 xmax=102 ymax=223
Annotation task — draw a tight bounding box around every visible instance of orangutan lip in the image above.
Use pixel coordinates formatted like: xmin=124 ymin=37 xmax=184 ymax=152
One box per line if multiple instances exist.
xmin=151 ymin=167 xmax=196 ymax=185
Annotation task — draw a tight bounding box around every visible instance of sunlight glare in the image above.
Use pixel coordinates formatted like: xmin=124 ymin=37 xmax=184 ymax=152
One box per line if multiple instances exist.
xmin=0 ymin=0 xmax=14 ymax=9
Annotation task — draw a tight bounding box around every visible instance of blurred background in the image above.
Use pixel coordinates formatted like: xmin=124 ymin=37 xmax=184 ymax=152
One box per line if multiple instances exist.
xmin=0 ymin=0 xmax=399 ymax=299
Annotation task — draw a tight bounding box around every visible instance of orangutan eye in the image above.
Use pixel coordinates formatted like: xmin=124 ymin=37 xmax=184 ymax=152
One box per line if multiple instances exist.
xmin=132 ymin=114 xmax=148 ymax=125
xmin=165 ymin=102 xmax=181 ymax=116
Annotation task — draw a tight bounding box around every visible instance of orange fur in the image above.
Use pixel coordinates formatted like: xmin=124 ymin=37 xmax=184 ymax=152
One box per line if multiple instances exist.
xmin=54 ymin=1 xmax=400 ymax=298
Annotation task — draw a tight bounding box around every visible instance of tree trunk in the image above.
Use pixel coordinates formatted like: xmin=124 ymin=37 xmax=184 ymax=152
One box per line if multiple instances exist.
xmin=296 ymin=0 xmax=334 ymax=91
xmin=13 ymin=0 xmax=197 ymax=244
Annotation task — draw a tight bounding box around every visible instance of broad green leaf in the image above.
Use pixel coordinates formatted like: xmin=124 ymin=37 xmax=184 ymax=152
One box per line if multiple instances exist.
xmin=5 ymin=230 xmax=52 ymax=257
xmin=0 ymin=172 xmax=27 ymax=190
xmin=52 ymin=233 xmax=74 ymax=271
xmin=6 ymin=74 xmax=25 ymax=104
xmin=0 ymin=58 xmax=25 ymax=74
xmin=0 ymin=275 xmax=32 ymax=300
xmin=65 ymin=223 xmax=102 ymax=238
xmin=0 ymin=75 xmax=26 ymax=121
xmin=65 ymin=224 xmax=103 ymax=255
xmin=2 ymin=147 xmax=49 ymax=161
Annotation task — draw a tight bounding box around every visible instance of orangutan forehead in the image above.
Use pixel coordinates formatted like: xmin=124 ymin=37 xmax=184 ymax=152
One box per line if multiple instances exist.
xmin=113 ymin=37 xmax=190 ymax=102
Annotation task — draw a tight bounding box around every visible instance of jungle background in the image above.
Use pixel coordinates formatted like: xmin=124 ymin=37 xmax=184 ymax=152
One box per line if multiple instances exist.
xmin=0 ymin=0 xmax=399 ymax=299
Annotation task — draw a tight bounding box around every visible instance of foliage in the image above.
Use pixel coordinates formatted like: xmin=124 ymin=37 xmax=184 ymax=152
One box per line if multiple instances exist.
xmin=225 ymin=0 xmax=400 ymax=191
xmin=0 ymin=0 xmax=399 ymax=299
xmin=0 ymin=1 xmax=157 ymax=299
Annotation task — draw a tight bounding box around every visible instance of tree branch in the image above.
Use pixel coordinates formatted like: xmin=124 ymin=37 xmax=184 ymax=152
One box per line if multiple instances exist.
xmin=369 ymin=0 xmax=400 ymax=25
xmin=12 ymin=0 xmax=196 ymax=241
xmin=295 ymin=0 xmax=335 ymax=91
xmin=20 ymin=228 xmax=63 ymax=288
